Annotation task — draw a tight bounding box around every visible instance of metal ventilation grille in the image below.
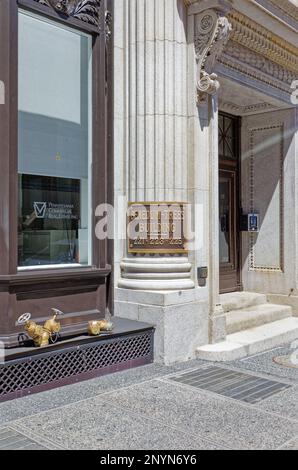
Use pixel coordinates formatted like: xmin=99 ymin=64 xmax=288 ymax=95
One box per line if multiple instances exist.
xmin=169 ymin=366 xmax=291 ymax=404
xmin=0 ymin=330 xmax=153 ymax=402
xmin=0 ymin=428 xmax=48 ymax=450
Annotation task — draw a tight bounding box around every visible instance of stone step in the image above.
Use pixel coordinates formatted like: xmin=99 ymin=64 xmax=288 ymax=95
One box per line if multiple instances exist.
xmin=226 ymin=303 xmax=292 ymax=335
xmin=220 ymin=292 xmax=267 ymax=313
xmin=196 ymin=317 xmax=298 ymax=362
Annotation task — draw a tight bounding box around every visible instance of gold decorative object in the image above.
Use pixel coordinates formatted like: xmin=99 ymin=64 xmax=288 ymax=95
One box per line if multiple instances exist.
xmin=44 ymin=308 xmax=62 ymax=335
xmin=88 ymin=321 xmax=102 ymax=336
xmin=18 ymin=309 xmax=63 ymax=348
xmin=88 ymin=319 xmax=114 ymax=336
xmin=24 ymin=317 xmax=51 ymax=348
xmin=98 ymin=320 xmax=114 ymax=332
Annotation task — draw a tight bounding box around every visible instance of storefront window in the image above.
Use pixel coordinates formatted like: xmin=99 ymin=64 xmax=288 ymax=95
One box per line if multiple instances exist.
xmin=18 ymin=10 xmax=92 ymax=267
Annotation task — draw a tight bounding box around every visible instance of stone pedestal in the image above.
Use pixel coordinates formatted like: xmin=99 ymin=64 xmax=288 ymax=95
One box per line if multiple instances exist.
xmin=115 ymin=288 xmax=208 ymax=365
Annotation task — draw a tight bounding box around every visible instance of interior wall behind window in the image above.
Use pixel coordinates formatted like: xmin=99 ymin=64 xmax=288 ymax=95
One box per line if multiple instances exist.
xmin=18 ymin=10 xmax=92 ymax=268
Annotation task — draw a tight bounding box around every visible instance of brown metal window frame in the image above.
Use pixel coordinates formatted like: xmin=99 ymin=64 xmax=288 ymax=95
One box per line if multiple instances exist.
xmin=0 ymin=0 xmax=114 ymax=346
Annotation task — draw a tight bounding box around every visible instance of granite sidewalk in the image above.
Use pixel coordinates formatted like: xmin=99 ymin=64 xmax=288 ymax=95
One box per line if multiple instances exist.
xmin=0 ymin=343 xmax=297 ymax=450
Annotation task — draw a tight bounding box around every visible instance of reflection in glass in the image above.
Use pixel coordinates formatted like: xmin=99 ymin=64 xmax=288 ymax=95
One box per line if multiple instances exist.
xmin=18 ymin=11 xmax=92 ymax=267
xmin=219 ymin=180 xmax=230 ymax=264
xmin=218 ymin=115 xmax=237 ymax=161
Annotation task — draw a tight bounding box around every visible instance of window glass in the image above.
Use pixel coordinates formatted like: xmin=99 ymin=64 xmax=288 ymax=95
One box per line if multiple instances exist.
xmin=219 ymin=179 xmax=231 ymax=264
xmin=219 ymin=115 xmax=237 ymax=161
xmin=18 ymin=11 xmax=92 ymax=267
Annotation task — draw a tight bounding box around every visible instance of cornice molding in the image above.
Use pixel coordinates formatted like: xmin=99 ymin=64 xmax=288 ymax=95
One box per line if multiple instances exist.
xmin=218 ymin=42 xmax=296 ymax=99
xmin=223 ymin=41 xmax=296 ymax=85
xmin=33 ymin=0 xmax=101 ymax=29
xmin=185 ymin=1 xmax=297 ymax=102
xmin=184 ymin=0 xmax=231 ymax=9
xmin=257 ymin=0 xmax=298 ymax=23
xmin=185 ymin=0 xmax=298 ymax=26
xmin=228 ymin=10 xmax=298 ymax=74
xmin=220 ymin=100 xmax=277 ymax=115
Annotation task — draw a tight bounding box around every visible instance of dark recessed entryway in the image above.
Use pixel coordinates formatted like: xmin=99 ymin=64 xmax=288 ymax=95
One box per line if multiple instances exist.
xmin=218 ymin=112 xmax=242 ymax=294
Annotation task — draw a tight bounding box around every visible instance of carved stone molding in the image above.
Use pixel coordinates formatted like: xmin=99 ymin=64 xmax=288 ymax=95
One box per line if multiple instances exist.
xmin=33 ymin=0 xmax=101 ymax=29
xmin=267 ymin=0 xmax=298 ymax=21
xmin=220 ymin=101 xmax=277 ymax=115
xmin=219 ymin=41 xmax=296 ymax=97
xmin=228 ymin=10 xmax=298 ymax=75
xmin=195 ymin=9 xmax=232 ymax=103
xmin=255 ymin=0 xmax=298 ymax=29
xmin=224 ymin=42 xmax=296 ymax=85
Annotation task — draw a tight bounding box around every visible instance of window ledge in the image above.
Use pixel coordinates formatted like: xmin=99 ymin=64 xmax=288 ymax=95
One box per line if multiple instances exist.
xmin=0 ymin=265 xmax=111 ymax=287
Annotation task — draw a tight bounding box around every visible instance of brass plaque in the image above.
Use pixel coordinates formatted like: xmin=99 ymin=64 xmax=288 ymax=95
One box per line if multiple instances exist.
xmin=128 ymin=202 xmax=188 ymax=254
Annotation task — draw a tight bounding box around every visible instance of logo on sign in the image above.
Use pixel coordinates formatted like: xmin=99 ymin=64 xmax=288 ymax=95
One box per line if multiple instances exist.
xmin=34 ymin=202 xmax=47 ymax=219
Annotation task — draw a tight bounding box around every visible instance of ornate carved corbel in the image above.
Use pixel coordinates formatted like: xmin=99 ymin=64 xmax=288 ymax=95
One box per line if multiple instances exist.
xmin=195 ymin=9 xmax=232 ymax=103
xmin=33 ymin=0 xmax=101 ymax=29
xmin=105 ymin=10 xmax=112 ymax=42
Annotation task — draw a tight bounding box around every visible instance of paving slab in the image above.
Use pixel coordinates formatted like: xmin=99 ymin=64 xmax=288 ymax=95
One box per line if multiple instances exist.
xmin=12 ymin=402 xmax=226 ymax=450
xmin=1 ymin=344 xmax=297 ymax=450
xmin=256 ymin=386 xmax=298 ymax=421
xmin=229 ymin=344 xmax=298 ymax=383
xmin=101 ymin=378 xmax=297 ymax=450
xmin=279 ymin=437 xmax=298 ymax=450
xmin=0 ymin=363 xmax=179 ymax=426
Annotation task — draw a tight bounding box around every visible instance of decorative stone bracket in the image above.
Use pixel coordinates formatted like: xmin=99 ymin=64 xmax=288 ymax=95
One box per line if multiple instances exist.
xmin=195 ymin=9 xmax=232 ymax=103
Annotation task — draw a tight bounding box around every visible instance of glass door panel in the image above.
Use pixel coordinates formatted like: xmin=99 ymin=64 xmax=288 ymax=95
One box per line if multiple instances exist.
xmin=219 ymin=177 xmax=231 ymax=265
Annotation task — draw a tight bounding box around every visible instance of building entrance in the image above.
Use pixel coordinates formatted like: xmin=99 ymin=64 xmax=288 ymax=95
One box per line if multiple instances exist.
xmin=219 ymin=113 xmax=242 ymax=293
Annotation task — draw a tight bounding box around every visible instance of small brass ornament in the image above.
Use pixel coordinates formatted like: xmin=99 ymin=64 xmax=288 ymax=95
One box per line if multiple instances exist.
xmin=88 ymin=319 xmax=114 ymax=336
xmin=18 ymin=309 xmax=63 ymax=348
xmin=88 ymin=321 xmax=102 ymax=336
xmin=98 ymin=320 xmax=114 ymax=332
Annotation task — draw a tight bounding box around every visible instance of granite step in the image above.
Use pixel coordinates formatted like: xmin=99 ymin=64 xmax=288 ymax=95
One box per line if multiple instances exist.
xmin=220 ymin=292 xmax=267 ymax=313
xmin=196 ymin=317 xmax=298 ymax=362
xmin=226 ymin=303 xmax=292 ymax=335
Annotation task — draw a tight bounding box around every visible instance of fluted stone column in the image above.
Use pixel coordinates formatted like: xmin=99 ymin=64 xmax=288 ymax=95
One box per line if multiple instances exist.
xmin=114 ymin=0 xmax=209 ymax=364
xmin=114 ymin=0 xmax=231 ymax=363
xmin=116 ymin=0 xmax=195 ymax=291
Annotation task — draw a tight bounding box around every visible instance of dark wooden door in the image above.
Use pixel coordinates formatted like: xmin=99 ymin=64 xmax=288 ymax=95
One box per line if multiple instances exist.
xmin=219 ymin=113 xmax=241 ymax=293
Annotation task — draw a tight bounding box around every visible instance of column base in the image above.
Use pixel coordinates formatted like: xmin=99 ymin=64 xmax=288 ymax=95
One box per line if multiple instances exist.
xmin=115 ymin=287 xmax=208 ymax=365
xmin=119 ymin=257 xmax=195 ymax=291
xmin=118 ymin=278 xmax=195 ymax=290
